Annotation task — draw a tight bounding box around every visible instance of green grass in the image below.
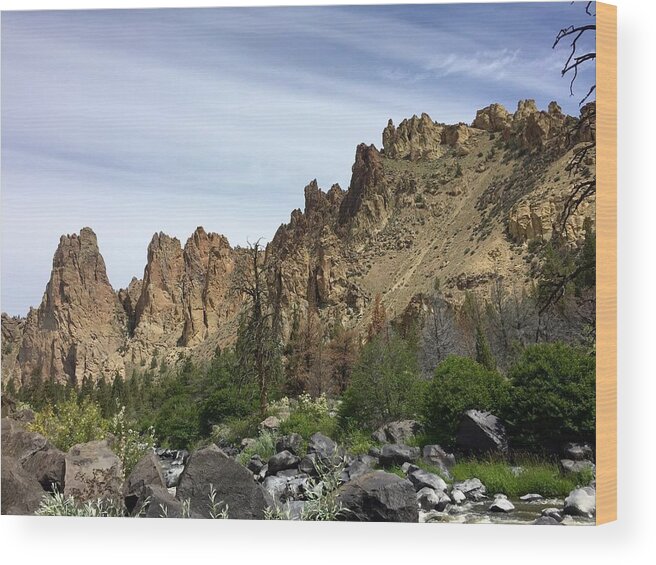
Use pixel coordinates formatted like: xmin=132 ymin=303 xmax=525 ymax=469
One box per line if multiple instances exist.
xmin=340 ymin=429 xmax=377 ymax=456
xmin=451 ymin=456 xmax=593 ymax=498
xmin=236 ymin=430 xmax=277 ymax=466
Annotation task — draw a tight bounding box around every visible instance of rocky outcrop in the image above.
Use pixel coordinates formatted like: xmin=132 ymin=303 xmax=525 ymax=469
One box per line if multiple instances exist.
xmin=132 ymin=232 xmax=185 ymax=351
xmin=382 ymin=113 xmax=444 ymax=161
xmin=16 ymin=228 xmax=126 ymax=384
xmin=181 ymin=227 xmax=237 ymax=347
xmin=472 ymin=103 xmax=512 ymax=132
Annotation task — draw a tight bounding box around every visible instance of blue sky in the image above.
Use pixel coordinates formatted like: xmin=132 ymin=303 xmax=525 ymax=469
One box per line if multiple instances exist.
xmin=1 ymin=2 xmax=596 ymax=316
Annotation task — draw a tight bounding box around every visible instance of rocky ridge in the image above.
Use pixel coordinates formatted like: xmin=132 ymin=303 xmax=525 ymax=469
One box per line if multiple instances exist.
xmin=1 ymin=100 xmax=596 ymax=386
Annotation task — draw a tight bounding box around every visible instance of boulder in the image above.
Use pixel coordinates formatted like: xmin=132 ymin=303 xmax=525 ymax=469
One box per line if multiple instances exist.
xmin=247 ymin=455 xmax=265 ymax=475
xmin=563 ymin=486 xmax=596 ymax=518
xmin=1 ymin=456 xmax=46 ymax=515
xmin=336 ymin=471 xmax=418 ymax=522
xmin=136 ymin=485 xmax=194 ymax=518
xmin=408 ymin=469 xmax=448 ymax=493
xmin=563 ymin=442 xmax=594 ymax=461
xmin=450 ymin=489 xmax=466 ymax=504
xmin=64 ymin=439 xmax=123 ymax=504
xmin=422 ymin=444 xmax=456 ymax=477
xmin=123 ymin=451 xmax=166 ymax=514
xmin=533 ymin=516 xmax=562 ymax=525
xmin=262 ymin=475 xmax=288 ymax=504
xmin=489 ymin=494 xmax=515 ymax=513
xmin=371 ymin=420 xmax=422 ymax=444
xmin=379 ymin=444 xmax=420 ymax=467
xmin=453 ymin=478 xmax=487 ymax=501
xmin=176 ymin=444 xmax=271 ymax=519
xmin=343 ymin=455 xmax=377 ymax=482
xmin=22 ymin=446 xmax=66 ymax=492
xmin=259 ymin=416 xmax=281 ymax=432
xmin=541 ymin=507 xmax=563 ymax=522
xmin=455 ymin=410 xmax=508 ymax=454
xmin=560 ymin=459 xmax=595 ymax=474
xmin=417 ymin=487 xmax=442 ymax=511
xmin=307 ymin=433 xmax=339 ymax=462
xmin=266 ymin=450 xmax=300 ymax=476
xmin=1 ymin=418 xmax=47 ymax=461
xmin=298 ymin=454 xmax=319 ymax=476
xmin=519 ymin=493 xmax=544 ymax=502
xmin=276 ymin=433 xmax=303 ymax=456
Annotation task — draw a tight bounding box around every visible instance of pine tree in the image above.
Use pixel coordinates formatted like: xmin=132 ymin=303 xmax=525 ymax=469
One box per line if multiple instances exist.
xmin=475 ymin=323 xmax=497 ymax=371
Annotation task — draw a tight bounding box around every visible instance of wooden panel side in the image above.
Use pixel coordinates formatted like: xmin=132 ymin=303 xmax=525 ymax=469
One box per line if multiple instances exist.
xmin=595 ymin=1 xmax=617 ymax=526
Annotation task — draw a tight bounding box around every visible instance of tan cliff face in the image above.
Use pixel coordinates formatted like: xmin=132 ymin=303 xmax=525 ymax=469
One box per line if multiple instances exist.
xmin=14 ymin=228 xmax=127 ymax=384
xmin=1 ymin=100 xmax=596 ymax=386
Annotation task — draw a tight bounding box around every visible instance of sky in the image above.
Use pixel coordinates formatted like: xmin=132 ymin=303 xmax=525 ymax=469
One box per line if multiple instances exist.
xmin=1 ymin=2 xmax=596 ymax=316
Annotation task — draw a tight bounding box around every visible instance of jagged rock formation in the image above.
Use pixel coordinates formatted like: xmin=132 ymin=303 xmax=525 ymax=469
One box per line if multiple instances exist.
xmin=382 ymin=113 xmax=444 ymax=161
xmin=1 ymin=100 xmax=596 ymax=386
xmin=14 ymin=228 xmax=127 ymax=384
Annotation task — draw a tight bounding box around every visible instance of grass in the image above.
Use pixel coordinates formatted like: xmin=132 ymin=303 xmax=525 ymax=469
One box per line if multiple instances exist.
xmin=451 ymin=456 xmax=594 ymax=498
xmin=236 ymin=430 xmax=277 ymax=466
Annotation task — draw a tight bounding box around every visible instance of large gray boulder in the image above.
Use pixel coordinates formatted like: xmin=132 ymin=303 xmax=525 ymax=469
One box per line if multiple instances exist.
xmin=560 ymin=459 xmax=595 ymax=474
xmin=1 ymin=417 xmax=65 ymax=491
xmin=136 ymin=485 xmax=197 ymax=518
xmin=422 ymin=444 xmax=456 ymax=478
xmin=489 ymin=494 xmax=515 ymax=513
xmin=266 ymin=450 xmax=300 ymax=476
xmin=408 ymin=469 xmax=448 ymax=492
xmin=307 ymin=433 xmax=339 ymax=463
xmin=276 ymin=434 xmax=303 ymax=456
xmin=1 ymin=456 xmax=46 ymax=515
xmin=563 ymin=486 xmax=596 ymax=517
xmin=453 ymin=477 xmax=487 ymax=501
xmin=371 ymin=420 xmax=422 ymax=444
xmin=177 ymin=444 xmax=271 ymax=519
xmin=336 ymin=470 xmax=418 ymax=522
xmin=416 ymin=486 xmax=450 ymax=511
xmin=64 ymin=439 xmax=124 ymax=504
xmin=455 ymin=410 xmax=508 ymax=454
xmin=123 ymin=451 xmax=166 ymax=514
xmin=379 ymin=444 xmax=420 ymax=467
xmin=343 ymin=455 xmax=377 ymax=482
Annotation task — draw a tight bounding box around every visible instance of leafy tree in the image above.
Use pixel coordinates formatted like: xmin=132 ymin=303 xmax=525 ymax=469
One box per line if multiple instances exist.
xmin=339 ymin=332 xmax=424 ymax=430
xmin=506 ymin=342 xmax=595 ymax=449
xmin=423 ymin=356 xmax=509 ymax=445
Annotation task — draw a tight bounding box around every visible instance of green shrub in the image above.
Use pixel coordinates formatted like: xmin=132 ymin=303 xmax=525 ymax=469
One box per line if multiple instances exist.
xmin=340 ymin=428 xmax=376 ymax=456
xmin=108 ymin=405 xmax=157 ymax=476
xmin=236 ymin=430 xmax=277 ymax=466
xmin=28 ymin=393 xmax=108 ymax=452
xmin=279 ymin=393 xmax=336 ymax=440
xmin=423 ymin=356 xmax=509 ymax=445
xmin=339 ymin=333 xmax=425 ymax=430
xmin=506 ymin=343 xmax=595 ymax=449
xmin=36 ymin=488 xmax=126 ymax=517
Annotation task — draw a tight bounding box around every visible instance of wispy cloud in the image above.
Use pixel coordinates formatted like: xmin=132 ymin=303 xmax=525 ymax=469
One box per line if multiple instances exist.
xmin=1 ymin=3 xmax=596 ymax=315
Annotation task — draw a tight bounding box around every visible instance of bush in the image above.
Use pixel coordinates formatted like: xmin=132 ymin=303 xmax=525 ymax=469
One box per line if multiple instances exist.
xmin=279 ymin=393 xmax=336 ymax=440
xmin=108 ymin=405 xmax=157 ymax=476
xmin=339 ymin=333 xmax=425 ymax=430
xmin=423 ymin=356 xmax=509 ymax=445
xmin=506 ymin=343 xmax=595 ymax=449
xmin=28 ymin=393 xmax=108 ymax=452
xmin=236 ymin=430 xmax=277 ymax=466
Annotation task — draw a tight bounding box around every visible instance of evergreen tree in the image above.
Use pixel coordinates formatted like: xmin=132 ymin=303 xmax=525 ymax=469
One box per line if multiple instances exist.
xmin=475 ymin=322 xmax=497 ymax=371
